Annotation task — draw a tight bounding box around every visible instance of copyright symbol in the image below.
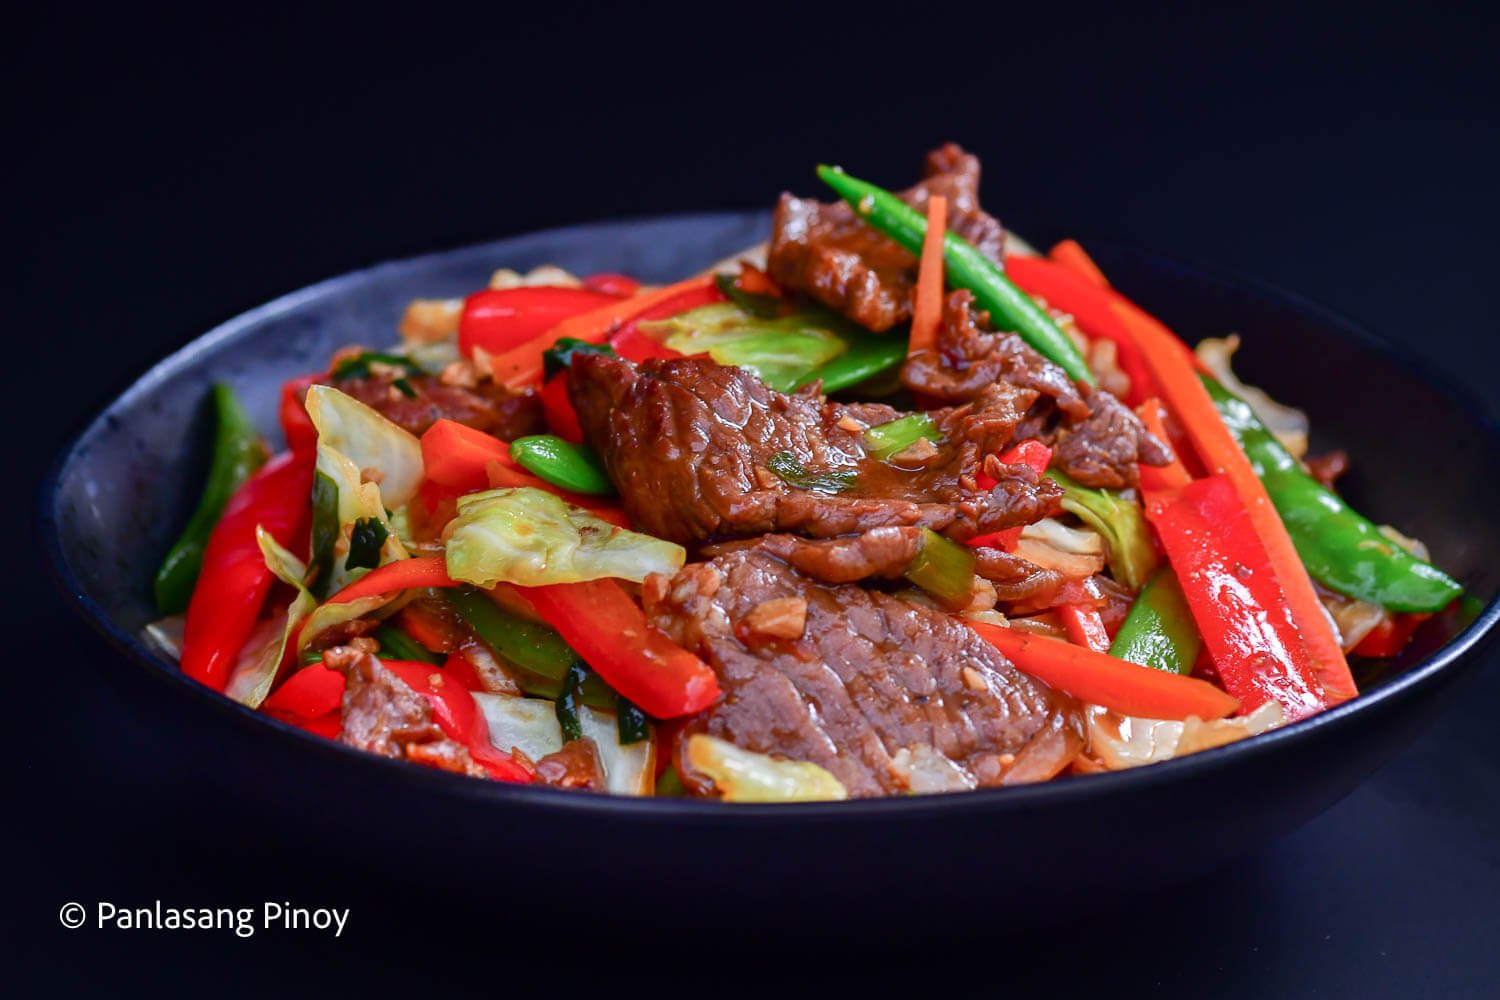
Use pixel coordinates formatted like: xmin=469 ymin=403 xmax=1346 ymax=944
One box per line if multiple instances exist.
xmin=59 ymin=902 xmax=87 ymax=929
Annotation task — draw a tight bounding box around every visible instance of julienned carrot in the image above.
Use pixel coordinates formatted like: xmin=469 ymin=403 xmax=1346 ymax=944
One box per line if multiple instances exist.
xmin=909 ymin=194 xmax=947 ymax=354
xmin=1137 ymin=399 xmax=1192 ymax=490
xmin=971 ymin=621 xmax=1239 ymax=721
xmin=1048 ymin=239 xmax=1110 ymax=289
xmin=735 ymin=264 xmax=781 ymax=297
xmin=328 ymin=557 xmax=457 ymax=605
xmin=489 ymin=275 xmax=717 ymax=388
xmin=1106 ymin=294 xmax=1357 ymax=704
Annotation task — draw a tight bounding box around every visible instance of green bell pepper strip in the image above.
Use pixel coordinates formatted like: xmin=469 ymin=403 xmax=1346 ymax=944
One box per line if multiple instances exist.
xmin=795 ymin=321 xmax=909 ymax=393
xmin=446 ymin=585 xmax=618 ymax=709
xmin=508 ymin=435 xmax=615 ymax=496
xmin=816 ymin=165 xmax=1096 ymax=386
xmin=865 ymin=413 xmax=940 ymax=460
xmin=1203 ymin=376 xmax=1461 ymax=612
xmin=903 ymin=528 xmax=977 ymax=609
xmin=447 ymin=585 xmax=576 ymax=679
xmin=153 ymin=384 xmax=269 ymax=614
xmin=372 ymin=623 xmax=442 ymax=666
xmin=1046 ymin=470 xmax=1158 ymax=590
xmin=1108 ymin=569 xmax=1202 ymax=675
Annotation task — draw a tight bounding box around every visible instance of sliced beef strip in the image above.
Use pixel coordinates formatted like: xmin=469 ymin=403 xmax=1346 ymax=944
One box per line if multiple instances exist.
xmin=645 ymin=550 xmax=1085 ymax=798
xmin=327 ymin=646 xmax=486 ymax=777
xmin=903 ymin=289 xmax=1086 ymax=417
xmin=904 ymin=289 xmax=1172 ymax=489
xmin=335 ymin=371 xmax=544 ymax=441
xmin=767 ymin=143 xmax=1005 ymax=332
xmin=569 ymin=353 xmax=1061 ymax=547
xmin=534 ymin=739 xmax=607 ymax=791
xmin=1052 ymin=387 xmax=1174 ymax=490
xmin=703 ymin=528 xmax=1065 ymax=607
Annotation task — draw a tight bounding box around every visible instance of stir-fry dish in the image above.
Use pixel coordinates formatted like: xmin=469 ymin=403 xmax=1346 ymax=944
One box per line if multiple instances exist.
xmin=149 ymin=145 xmax=1465 ymax=800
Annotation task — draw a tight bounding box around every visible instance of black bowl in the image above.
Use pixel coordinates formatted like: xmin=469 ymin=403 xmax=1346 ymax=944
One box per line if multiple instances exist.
xmin=42 ymin=211 xmax=1500 ymax=931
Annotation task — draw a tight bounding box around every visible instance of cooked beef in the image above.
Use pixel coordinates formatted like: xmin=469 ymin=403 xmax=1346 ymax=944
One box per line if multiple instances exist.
xmin=328 ymin=647 xmax=485 ymax=777
xmin=904 ymin=289 xmax=1171 ymax=489
xmin=903 ymin=289 xmax=1086 ymax=417
xmin=569 ymin=353 xmax=1061 ymax=547
xmin=644 ymin=550 xmax=1084 ymax=797
xmin=1305 ymin=449 xmax=1350 ymax=491
xmin=336 ymin=371 xmax=543 ymax=441
xmin=1052 ymin=387 xmax=1174 ymax=489
xmin=534 ymin=739 xmax=607 ymax=791
xmin=705 ymin=528 xmax=1064 ymax=606
xmin=707 ymin=528 xmax=922 ymax=583
xmin=973 ymin=547 xmax=1067 ymax=604
xmin=767 ymin=144 xmax=1005 ymax=332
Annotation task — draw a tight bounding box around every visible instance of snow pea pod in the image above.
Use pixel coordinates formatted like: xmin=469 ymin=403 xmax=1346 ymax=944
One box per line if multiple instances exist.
xmin=1203 ymin=375 xmax=1461 ymax=612
xmin=816 ymin=165 xmax=1096 ymax=386
xmin=1108 ymin=569 xmax=1201 ymax=675
xmin=508 ymin=435 xmax=614 ymax=496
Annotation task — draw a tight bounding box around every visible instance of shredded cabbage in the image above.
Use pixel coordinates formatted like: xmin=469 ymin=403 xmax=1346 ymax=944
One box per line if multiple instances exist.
xmin=312 ymin=440 xmax=410 ymax=596
xmin=1195 ymin=336 xmax=1310 ymax=459
xmin=1084 ymin=701 xmax=1285 ymax=770
xmin=643 ymin=303 xmax=847 ymax=391
xmin=473 ymin=694 xmax=656 ymax=795
xmin=306 ymin=384 xmax=424 ymax=508
xmin=444 ymin=487 xmax=685 ymax=588
xmin=1049 ymin=472 xmax=1158 ymax=590
xmin=685 ymin=735 xmax=848 ymax=803
xmin=224 ymin=528 xmax=317 ymax=708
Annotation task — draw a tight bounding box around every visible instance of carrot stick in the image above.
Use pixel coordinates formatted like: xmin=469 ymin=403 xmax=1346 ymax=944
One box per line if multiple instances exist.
xmin=1136 ymin=398 xmax=1193 ymax=490
xmin=971 ymin=621 xmax=1239 ymax=721
xmin=1107 ymin=296 xmax=1356 ymax=704
xmin=908 ymin=194 xmax=948 ymax=354
xmin=1049 ymin=239 xmax=1110 ymax=288
xmin=489 ymin=275 xmax=715 ymax=388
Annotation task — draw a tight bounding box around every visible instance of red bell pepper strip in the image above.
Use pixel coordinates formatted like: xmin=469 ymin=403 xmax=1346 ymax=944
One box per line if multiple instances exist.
xmin=326 ymin=557 xmax=458 ymax=605
xmin=605 ymin=279 xmax=726 ymax=362
xmin=1004 ymin=255 xmax=1159 ymax=405
xmin=519 ymin=579 xmax=721 ymax=718
xmin=458 ymin=286 xmax=621 ymax=360
xmin=491 ymin=276 xmax=719 ymax=388
xmin=420 ymin=419 xmax=513 ymax=494
xmin=279 ymin=373 xmax=324 ymax=455
xmin=609 ymin=325 xmax=684 ymax=365
xmin=970 ymin=621 xmax=1239 ymax=721
xmin=539 ymin=372 xmax=584 ymax=443
xmin=380 ymin=660 xmax=532 ymax=781
xmin=1048 ymin=239 xmax=1111 ymax=289
xmin=1353 ymin=612 xmax=1432 ymax=658
xmin=1105 ymin=289 xmax=1356 ymax=704
xmin=180 ymin=451 xmax=315 ymax=691
xmin=1144 ymin=475 xmax=1330 ymax=720
xmin=969 ymin=440 xmax=1055 ymax=550
xmin=1059 ymin=604 xmax=1111 ymax=653
xmin=582 ymin=273 xmax=641 ymax=296
xmin=263 ymin=663 xmax=344 ymax=721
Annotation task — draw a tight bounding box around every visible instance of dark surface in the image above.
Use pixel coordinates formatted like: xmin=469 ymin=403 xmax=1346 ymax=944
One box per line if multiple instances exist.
xmin=12 ymin=4 xmax=1499 ymax=996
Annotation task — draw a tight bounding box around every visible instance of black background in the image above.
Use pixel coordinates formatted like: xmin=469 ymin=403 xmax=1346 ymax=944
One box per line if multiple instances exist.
xmin=13 ymin=3 xmax=1499 ymax=996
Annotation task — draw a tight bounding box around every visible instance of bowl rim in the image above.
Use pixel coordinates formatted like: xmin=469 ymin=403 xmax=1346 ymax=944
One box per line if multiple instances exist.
xmin=39 ymin=211 xmax=1500 ymax=821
